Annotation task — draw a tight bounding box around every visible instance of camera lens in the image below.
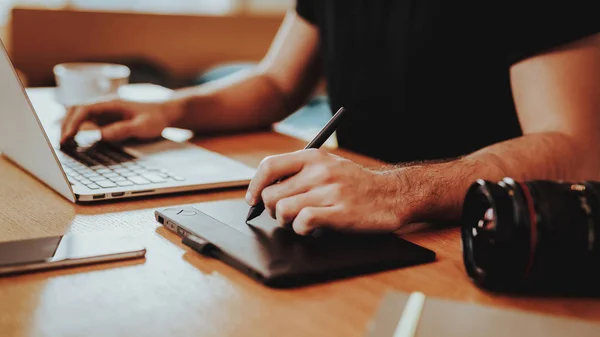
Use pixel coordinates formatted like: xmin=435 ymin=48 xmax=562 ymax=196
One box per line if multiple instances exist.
xmin=461 ymin=178 xmax=600 ymax=292
xmin=461 ymin=178 xmax=531 ymax=289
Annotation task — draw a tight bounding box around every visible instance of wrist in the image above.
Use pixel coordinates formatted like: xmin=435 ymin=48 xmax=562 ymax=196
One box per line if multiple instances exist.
xmin=410 ymin=160 xmax=477 ymax=222
xmin=162 ymin=96 xmax=187 ymax=127
xmin=381 ymin=162 xmax=466 ymax=224
xmin=372 ymin=168 xmax=424 ymax=225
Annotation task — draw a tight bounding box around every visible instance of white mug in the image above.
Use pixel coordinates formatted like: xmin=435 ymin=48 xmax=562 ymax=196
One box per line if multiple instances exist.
xmin=53 ymin=62 xmax=130 ymax=107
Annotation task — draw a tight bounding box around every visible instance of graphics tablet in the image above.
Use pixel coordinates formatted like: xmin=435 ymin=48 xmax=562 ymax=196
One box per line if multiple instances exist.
xmin=155 ymin=199 xmax=436 ymax=288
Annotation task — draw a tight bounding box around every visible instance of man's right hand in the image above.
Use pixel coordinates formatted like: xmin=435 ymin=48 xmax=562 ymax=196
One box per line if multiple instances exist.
xmin=60 ymin=99 xmax=179 ymax=145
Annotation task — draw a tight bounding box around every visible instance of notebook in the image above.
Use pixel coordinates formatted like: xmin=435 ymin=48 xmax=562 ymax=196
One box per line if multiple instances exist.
xmin=365 ymin=291 xmax=600 ymax=337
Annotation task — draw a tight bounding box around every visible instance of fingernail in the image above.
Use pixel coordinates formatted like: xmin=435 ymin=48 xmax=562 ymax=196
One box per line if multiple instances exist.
xmin=245 ymin=191 xmax=253 ymax=204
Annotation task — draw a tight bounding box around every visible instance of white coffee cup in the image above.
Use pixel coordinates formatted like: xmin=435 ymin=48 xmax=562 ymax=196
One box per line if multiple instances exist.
xmin=53 ymin=62 xmax=130 ymax=107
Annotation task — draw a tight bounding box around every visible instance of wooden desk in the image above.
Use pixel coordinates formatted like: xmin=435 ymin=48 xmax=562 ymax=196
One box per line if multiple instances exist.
xmin=1 ymin=96 xmax=600 ymax=337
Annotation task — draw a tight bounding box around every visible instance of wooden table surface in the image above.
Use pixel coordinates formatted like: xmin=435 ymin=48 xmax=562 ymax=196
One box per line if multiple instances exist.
xmin=1 ymin=96 xmax=600 ymax=337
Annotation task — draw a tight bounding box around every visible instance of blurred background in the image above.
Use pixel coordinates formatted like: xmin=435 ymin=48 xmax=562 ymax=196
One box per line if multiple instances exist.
xmin=0 ymin=0 xmax=293 ymax=87
xmin=0 ymin=0 xmax=334 ymax=145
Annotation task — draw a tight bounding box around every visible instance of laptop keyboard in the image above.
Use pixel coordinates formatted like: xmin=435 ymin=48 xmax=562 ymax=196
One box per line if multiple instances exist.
xmin=57 ymin=142 xmax=185 ymax=190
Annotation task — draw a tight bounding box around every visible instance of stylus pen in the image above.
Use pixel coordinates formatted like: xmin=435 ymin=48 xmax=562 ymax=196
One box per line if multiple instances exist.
xmin=245 ymin=106 xmax=348 ymax=222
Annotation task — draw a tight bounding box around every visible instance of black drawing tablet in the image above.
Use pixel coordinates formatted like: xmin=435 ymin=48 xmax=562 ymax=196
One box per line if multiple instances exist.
xmin=155 ymin=199 xmax=436 ymax=288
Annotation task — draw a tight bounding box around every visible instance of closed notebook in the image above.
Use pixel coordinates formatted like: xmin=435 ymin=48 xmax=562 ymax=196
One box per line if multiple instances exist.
xmin=365 ymin=291 xmax=600 ymax=337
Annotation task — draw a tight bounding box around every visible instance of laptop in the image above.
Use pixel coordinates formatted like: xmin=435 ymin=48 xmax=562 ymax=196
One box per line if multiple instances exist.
xmin=0 ymin=40 xmax=256 ymax=203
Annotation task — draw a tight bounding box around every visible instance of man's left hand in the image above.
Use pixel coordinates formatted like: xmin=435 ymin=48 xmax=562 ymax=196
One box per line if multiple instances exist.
xmin=245 ymin=149 xmax=414 ymax=235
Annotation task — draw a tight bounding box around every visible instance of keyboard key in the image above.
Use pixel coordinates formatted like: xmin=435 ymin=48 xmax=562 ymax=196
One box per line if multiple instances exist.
xmin=74 ymin=167 xmax=86 ymax=173
xmin=173 ymin=176 xmax=185 ymax=181
xmin=73 ymin=164 xmax=92 ymax=170
xmin=141 ymin=173 xmax=166 ymax=183
xmin=75 ymin=157 xmax=98 ymax=167
xmin=61 ymin=143 xmax=169 ymax=187
xmin=96 ymin=180 xmax=117 ymax=188
xmin=75 ymin=168 xmax=94 ymax=175
xmin=137 ymin=164 xmax=154 ymax=170
xmin=128 ymin=176 xmax=150 ymax=185
xmin=86 ymin=183 xmax=100 ymax=190
xmin=100 ymin=158 xmax=117 ymax=166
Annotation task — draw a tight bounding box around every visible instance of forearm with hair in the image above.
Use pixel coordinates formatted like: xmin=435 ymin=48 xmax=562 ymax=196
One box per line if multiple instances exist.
xmin=390 ymin=132 xmax=600 ymax=223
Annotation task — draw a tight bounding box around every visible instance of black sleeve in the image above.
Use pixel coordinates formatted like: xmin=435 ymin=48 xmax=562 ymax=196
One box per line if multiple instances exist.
xmin=506 ymin=3 xmax=600 ymax=65
xmin=296 ymin=0 xmax=316 ymax=24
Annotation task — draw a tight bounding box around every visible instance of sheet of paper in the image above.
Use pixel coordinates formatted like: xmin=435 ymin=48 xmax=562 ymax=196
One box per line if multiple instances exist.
xmin=365 ymin=291 xmax=600 ymax=337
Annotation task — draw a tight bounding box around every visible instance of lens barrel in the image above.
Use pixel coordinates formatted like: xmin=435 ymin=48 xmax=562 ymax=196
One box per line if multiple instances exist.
xmin=461 ymin=178 xmax=600 ymax=293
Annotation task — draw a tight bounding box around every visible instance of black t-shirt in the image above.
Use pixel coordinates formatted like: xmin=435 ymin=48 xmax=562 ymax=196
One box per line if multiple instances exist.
xmin=296 ymin=1 xmax=600 ymax=163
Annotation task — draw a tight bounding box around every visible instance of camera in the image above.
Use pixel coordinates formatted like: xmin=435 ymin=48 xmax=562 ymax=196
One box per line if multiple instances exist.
xmin=461 ymin=177 xmax=600 ymax=293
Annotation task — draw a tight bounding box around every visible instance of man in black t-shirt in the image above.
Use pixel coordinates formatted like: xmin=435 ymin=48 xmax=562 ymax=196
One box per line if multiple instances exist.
xmin=62 ymin=2 xmax=600 ymax=235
